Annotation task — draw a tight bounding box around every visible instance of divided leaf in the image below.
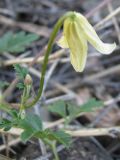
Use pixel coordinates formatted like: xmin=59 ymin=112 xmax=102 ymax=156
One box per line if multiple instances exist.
xmin=52 ymin=130 xmax=71 ymax=147
xmin=17 ymin=82 xmax=25 ymax=90
xmin=21 ymin=129 xmax=35 ymax=142
xmin=78 ymin=98 xmax=103 ymax=113
xmin=14 ymin=64 xmax=28 ymax=80
xmin=0 ymin=108 xmax=20 ymax=131
xmin=0 ymin=32 xmax=39 ymax=53
xmin=48 ymin=101 xmax=67 ymax=118
xmin=0 ymin=118 xmax=12 ymax=130
xmin=9 ymin=109 xmax=19 ymax=119
xmin=36 ymin=129 xmax=71 ymax=148
xmin=19 ymin=114 xmax=43 ymax=142
xmin=48 ymin=99 xmax=103 ymax=123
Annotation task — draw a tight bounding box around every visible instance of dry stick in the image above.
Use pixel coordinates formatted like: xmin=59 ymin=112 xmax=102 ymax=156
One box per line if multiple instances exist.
xmin=66 ymin=127 xmax=120 ymax=137
xmin=0 ymin=8 xmax=14 ymax=17
xmin=45 ymin=94 xmax=75 ymax=105
xmin=85 ymin=0 xmax=113 ymax=18
xmin=1 ymin=133 xmax=9 ymax=157
xmin=45 ymin=78 xmax=80 ymax=98
xmin=95 ymin=6 xmax=120 ymax=29
xmin=4 ymin=52 xmax=42 ymax=94
xmin=3 ymin=51 xmax=64 ymax=82
xmin=1 ymin=126 xmax=120 ymax=138
xmin=107 ymin=1 xmax=120 ymax=43
xmin=0 ymin=138 xmax=21 ymax=151
xmin=48 ymin=81 xmax=77 ymax=97
xmin=0 ymin=15 xmax=51 ymax=37
xmin=83 ymin=64 xmax=120 ymax=82
xmin=3 ymin=49 xmax=65 ymax=66
xmin=47 ymin=62 xmax=120 ymax=98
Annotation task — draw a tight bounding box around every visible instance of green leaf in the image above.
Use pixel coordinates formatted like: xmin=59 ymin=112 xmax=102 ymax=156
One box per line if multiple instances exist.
xmin=21 ymin=129 xmax=35 ymax=142
xmin=66 ymin=104 xmax=78 ymax=123
xmin=36 ymin=129 xmax=71 ymax=148
xmin=14 ymin=64 xmax=28 ymax=80
xmin=0 ymin=118 xmax=12 ymax=130
xmin=78 ymin=98 xmax=103 ymax=113
xmin=48 ymin=99 xmax=103 ymax=124
xmin=48 ymin=101 xmax=67 ymax=118
xmin=0 ymin=32 xmax=12 ymax=52
xmin=9 ymin=109 xmax=19 ymax=118
xmin=19 ymin=114 xmax=43 ymax=142
xmin=52 ymin=130 xmax=71 ymax=147
xmin=68 ymin=98 xmax=103 ymax=122
xmin=0 ymin=32 xmax=39 ymax=53
xmin=20 ymin=114 xmax=43 ymax=131
xmin=0 ymin=103 xmax=11 ymax=113
xmin=17 ymin=82 xmax=25 ymax=89
xmin=0 ymin=81 xmax=9 ymax=89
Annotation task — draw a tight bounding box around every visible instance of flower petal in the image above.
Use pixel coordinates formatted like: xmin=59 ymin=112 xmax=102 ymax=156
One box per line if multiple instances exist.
xmin=76 ymin=12 xmax=116 ymax=54
xmin=64 ymin=20 xmax=87 ymax=72
xmin=57 ymin=35 xmax=69 ymax=48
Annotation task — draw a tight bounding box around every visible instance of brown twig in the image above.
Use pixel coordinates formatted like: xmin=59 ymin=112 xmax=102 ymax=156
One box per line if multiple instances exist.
xmin=107 ymin=1 xmax=120 ymax=43
xmin=1 ymin=126 xmax=120 ymax=138
xmin=95 ymin=6 xmax=120 ymax=29
xmin=86 ymin=0 xmax=113 ymax=18
xmin=2 ymin=49 xmax=65 ymax=66
xmin=66 ymin=126 xmax=120 ymax=137
xmin=0 ymin=15 xmax=51 ymax=37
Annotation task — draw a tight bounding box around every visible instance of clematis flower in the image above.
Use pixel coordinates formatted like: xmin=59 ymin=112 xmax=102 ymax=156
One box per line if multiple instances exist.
xmin=58 ymin=12 xmax=116 ymax=72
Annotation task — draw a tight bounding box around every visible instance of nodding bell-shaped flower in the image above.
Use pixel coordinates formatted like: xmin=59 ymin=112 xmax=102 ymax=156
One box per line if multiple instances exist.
xmin=58 ymin=12 xmax=116 ymax=72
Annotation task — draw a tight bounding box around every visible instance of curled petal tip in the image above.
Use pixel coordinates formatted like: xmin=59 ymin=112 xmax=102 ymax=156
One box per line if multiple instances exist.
xmin=94 ymin=42 xmax=116 ymax=55
xmin=100 ymin=42 xmax=116 ymax=55
xmin=57 ymin=11 xmax=116 ymax=73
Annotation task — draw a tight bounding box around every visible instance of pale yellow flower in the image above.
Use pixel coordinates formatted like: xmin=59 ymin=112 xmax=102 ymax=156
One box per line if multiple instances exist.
xmin=58 ymin=12 xmax=116 ymax=72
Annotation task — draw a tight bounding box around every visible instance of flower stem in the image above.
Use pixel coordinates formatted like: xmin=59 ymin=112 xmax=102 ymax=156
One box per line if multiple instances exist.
xmin=25 ymin=11 xmax=74 ymax=108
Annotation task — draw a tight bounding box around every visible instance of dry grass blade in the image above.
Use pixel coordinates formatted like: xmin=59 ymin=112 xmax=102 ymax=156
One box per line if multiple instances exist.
xmin=95 ymin=6 xmax=120 ymax=29
xmin=0 ymin=15 xmax=51 ymax=37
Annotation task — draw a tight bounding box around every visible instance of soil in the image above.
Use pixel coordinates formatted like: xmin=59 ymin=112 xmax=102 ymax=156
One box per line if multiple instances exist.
xmin=58 ymin=138 xmax=112 ymax=160
xmin=16 ymin=138 xmax=112 ymax=160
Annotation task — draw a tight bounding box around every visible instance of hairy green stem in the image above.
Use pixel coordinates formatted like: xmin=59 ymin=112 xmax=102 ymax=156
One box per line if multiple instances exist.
xmin=52 ymin=141 xmax=60 ymax=160
xmin=43 ymin=139 xmax=59 ymax=160
xmin=26 ymin=11 xmax=74 ymax=108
